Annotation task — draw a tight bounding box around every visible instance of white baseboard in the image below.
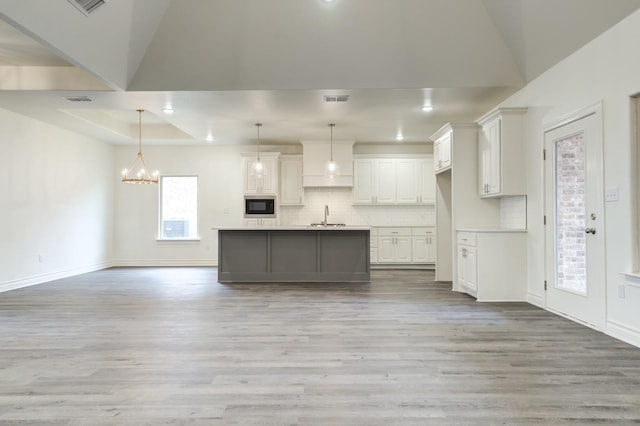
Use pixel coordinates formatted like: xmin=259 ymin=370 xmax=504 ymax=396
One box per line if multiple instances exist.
xmin=0 ymin=261 xmax=114 ymax=293
xmin=606 ymin=320 xmax=640 ymax=349
xmin=526 ymin=291 xmax=544 ymax=308
xmin=112 ymin=259 xmax=217 ymax=267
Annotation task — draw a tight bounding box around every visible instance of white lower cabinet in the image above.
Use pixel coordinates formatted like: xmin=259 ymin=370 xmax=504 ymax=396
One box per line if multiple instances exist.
xmin=244 ymin=218 xmax=277 ymax=227
xmin=370 ymin=228 xmax=378 ymax=264
xmin=456 ymin=230 xmax=526 ymax=301
xmin=412 ymin=227 xmax=436 ymax=263
xmin=370 ymin=227 xmax=435 ymax=265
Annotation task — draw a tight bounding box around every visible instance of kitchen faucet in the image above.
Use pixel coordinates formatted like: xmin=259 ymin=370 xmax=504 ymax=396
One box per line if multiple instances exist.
xmin=323 ymin=205 xmax=329 ymax=226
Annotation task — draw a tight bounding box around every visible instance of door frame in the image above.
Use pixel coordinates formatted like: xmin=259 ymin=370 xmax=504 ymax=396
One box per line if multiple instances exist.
xmin=542 ymin=102 xmax=606 ymax=329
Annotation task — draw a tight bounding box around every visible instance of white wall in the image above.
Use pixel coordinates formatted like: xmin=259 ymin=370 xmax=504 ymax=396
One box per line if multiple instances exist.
xmin=113 ymin=145 xmax=248 ymax=266
xmin=0 ymin=108 xmax=114 ymax=292
xmin=498 ymin=9 xmax=640 ymax=346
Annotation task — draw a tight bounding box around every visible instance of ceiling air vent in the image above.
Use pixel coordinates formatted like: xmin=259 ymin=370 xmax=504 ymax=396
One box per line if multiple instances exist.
xmin=67 ymin=0 xmax=107 ymax=16
xmin=65 ymin=95 xmax=93 ymax=102
xmin=324 ymin=95 xmax=350 ymax=103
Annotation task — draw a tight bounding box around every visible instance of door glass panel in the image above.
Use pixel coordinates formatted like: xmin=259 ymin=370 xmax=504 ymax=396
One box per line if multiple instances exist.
xmin=555 ymin=132 xmax=587 ymax=294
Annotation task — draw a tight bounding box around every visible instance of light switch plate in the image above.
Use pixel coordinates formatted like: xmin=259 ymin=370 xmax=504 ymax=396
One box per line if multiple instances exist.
xmin=605 ymin=186 xmax=619 ymax=202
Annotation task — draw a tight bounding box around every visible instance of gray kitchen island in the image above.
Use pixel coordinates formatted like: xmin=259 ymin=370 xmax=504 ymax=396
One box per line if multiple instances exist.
xmin=216 ymin=226 xmax=370 ymax=283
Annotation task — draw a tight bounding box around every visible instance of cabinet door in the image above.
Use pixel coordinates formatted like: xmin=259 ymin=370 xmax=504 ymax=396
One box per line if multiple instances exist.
xmin=426 ymin=235 xmax=437 ymax=263
xmin=244 ymin=156 xmax=278 ymax=194
xmin=458 ymin=245 xmax=478 ymax=292
xmin=280 ymin=157 xmax=304 ymax=205
xmin=412 ymin=237 xmax=428 ymax=263
xmin=261 ymin=157 xmax=278 ymax=194
xmin=480 ymin=118 xmax=501 ymax=196
xmin=378 ymin=237 xmax=396 ymax=263
xmin=396 ymin=237 xmax=412 ymax=263
xmin=353 ymin=159 xmax=375 ymax=204
xmin=370 ymin=247 xmax=378 ymax=264
xmin=374 ymin=160 xmax=397 ymax=204
xmin=396 ymin=159 xmax=419 ymax=204
xmin=435 ymin=133 xmax=452 ymax=172
xmin=418 ymin=158 xmax=435 ymax=203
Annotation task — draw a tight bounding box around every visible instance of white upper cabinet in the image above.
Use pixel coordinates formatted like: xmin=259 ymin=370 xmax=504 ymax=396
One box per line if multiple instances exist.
xmin=279 ymin=155 xmax=304 ymax=205
xmin=243 ymin=153 xmax=279 ymax=195
xmin=353 ymin=156 xmax=434 ymax=205
xmin=300 ymin=141 xmax=354 ymax=187
xmin=434 ymin=132 xmax=452 ymax=174
xmin=477 ymin=108 xmax=527 ymax=198
xmin=353 ymin=159 xmax=375 ymax=204
xmin=374 ymin=159 xmax=397 ymax=204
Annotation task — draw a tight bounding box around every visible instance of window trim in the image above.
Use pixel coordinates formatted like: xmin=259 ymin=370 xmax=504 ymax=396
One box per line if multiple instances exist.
xmin=158 ymin=175 xmax=200 ymax=241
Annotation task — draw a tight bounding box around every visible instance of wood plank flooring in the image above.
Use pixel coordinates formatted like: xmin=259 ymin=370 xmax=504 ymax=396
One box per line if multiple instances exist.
xmin=1 ymin=267 xmax=639 ymax=425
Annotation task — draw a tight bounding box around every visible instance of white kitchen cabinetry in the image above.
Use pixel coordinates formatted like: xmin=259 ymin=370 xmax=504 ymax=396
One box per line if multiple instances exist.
xmin=375 ymin=159 xmax=397 ymax=204
xmin=477 ymin=108 xmax=527 ymax=198
xmin=279 ymin=155 xmax=304 ymax=205
xmin=300 ymin=140 xmax=354 ymax=187
xmin=243 ymin=153 xmax=279 ymax=195
xmin=430 ymin=122 xmax=500 ymax=284
xmin=353 ymin=157 xmax=434 ymax=205
xmin=244 ymin=218 xmax=277 ymax=227
xmin=370 ymin=228 xmax=378 ymax=264
xmin=378 ymin=228 xmax=412 ymax=263
xmin=353 ymin=159 xmax=375 ymax=204
xmin=456 ymin=230 xmax=526 ymax=301
xmin=412 ymin=227 xmax=436 ymax=263
xmin=434 ymin=132 xmax=452 ymax=174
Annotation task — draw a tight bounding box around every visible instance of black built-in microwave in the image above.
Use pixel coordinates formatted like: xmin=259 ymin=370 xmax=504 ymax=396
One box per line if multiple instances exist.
xmin=244 ymin=196 xmax=276 ymax=218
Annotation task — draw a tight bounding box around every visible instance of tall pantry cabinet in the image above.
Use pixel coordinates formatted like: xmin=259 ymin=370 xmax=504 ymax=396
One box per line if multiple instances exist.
xmin=431 ymin=123 xmax=499 ymax=284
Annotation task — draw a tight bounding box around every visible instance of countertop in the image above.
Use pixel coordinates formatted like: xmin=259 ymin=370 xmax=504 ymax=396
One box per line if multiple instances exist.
xmin=457 ymin=228 xmax=528 ymax=233
xmin=213 ymin=226 xmax=372 ymax=231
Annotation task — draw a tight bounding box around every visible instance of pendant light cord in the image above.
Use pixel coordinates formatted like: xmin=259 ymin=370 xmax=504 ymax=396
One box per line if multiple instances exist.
xmin=256 ymin=123 xmax=262 ymax=161
xmin=329 ymin=123 xmax=335 ymax=161
xmin=137 ymin=109 xmax=143 ymax=156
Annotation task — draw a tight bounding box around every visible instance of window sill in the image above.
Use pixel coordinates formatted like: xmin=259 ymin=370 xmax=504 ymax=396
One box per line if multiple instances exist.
xmin=620 ymin=272 xmax=640 ymax=288
xmin=156 ymin=238 xmax=201 ymax=243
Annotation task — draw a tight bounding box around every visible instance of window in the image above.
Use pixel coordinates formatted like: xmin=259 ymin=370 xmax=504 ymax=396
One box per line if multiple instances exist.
xmin=159 ymin=176 xmax=198 ymax=240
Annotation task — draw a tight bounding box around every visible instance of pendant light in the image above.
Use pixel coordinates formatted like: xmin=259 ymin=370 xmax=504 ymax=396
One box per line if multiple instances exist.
xmin=121 ymin=109 xmax=159 ymax=184
xmin=251 ymin=123 xmax=266 ymax=179
xmin=326 ymin=123 xmax=338 ymax=179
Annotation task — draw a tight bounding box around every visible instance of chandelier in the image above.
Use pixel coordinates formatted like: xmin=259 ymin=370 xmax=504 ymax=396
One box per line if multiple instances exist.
xmin=121 ymin=109 xmax=159 ymax=184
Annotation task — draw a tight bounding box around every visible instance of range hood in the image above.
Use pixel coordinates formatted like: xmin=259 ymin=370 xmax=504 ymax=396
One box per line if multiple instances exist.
xmin=301 ymin=140 xmax=355 ymax=187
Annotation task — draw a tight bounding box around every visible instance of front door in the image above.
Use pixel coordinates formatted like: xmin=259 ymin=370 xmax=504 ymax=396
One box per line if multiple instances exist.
xmin=544 ymin=104 xmax=605 ymax=329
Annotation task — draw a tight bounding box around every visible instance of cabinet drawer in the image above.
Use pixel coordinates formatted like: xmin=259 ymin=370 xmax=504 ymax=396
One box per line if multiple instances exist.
xmin=378 ymin=227 xmax=412 ymax=237
xmin=457 ymin=232 xmax=477 ymax=247
xmin=412 ymin=227 xmax=435 ymax=236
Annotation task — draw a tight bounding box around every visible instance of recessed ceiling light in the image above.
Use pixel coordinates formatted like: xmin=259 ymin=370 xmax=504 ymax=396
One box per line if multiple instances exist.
xmin=322 ymin=0 xmax=335 ymax=3
xmin=206 ymin=134 xmax=214 ymax=142
xmin=162 ymin=107 xmax=174 ymax=114
xmin=421 ymin=105 xmax=433 ymax=112
xmin=396 ymin=133 xmax=404 ymax=142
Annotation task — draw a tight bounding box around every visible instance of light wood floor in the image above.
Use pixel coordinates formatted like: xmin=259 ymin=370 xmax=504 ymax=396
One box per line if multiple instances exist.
xmin=1 ymin=268 xmax=639 ymax=425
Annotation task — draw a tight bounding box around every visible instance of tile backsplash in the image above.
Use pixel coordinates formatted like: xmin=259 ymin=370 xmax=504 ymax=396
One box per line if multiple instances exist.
xmin=279 ymin=187 xmax=435 ymax=227
xmin=500 ymin=195 xmax=527 ymax=229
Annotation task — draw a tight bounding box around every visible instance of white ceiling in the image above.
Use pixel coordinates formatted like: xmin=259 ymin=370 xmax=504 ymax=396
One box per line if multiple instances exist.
xmin=0 ymin=0 xmax=639 ymax=146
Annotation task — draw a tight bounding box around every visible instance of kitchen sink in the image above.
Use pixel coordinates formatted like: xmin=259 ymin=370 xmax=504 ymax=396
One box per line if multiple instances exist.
xmin=309 ymin=223 xmax=347 ymax=227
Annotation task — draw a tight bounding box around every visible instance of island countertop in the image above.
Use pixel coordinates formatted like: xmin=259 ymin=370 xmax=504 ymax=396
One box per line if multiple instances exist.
xmin=213 ymin=225 xmax=371 ymax=231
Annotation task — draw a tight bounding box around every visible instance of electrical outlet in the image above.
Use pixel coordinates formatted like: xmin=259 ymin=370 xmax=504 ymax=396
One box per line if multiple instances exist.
xmin=618 ymin=282 xmax=626 ymax=299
